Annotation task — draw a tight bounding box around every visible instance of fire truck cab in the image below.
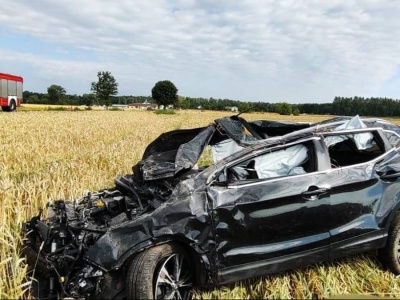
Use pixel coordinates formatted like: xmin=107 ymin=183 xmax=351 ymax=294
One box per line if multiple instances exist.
xmin=0 ymin=72 xmax=23 ymax=112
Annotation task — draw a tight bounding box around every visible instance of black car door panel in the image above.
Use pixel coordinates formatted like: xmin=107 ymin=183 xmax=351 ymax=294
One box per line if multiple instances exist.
xmin=208 ymin=140 xmax=331 ymax=271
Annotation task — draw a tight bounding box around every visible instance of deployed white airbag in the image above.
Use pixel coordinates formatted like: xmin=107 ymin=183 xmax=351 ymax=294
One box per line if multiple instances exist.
xmin=212 ymin=139 xmax=244 ymax=163
xmin=324 ymin=115 xmax=374 ymax=150
xmin=254 ymin=144 xmax=308 ymax=179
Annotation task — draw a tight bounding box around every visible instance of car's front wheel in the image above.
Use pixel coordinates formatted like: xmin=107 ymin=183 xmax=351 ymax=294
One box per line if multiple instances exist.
xmin=126 ymin=243 xmax=194 ymax=299
xmin=379 ymin=212 xmax=400 ymax=274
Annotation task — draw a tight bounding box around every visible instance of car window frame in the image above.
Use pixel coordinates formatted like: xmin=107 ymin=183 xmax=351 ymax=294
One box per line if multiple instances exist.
xmin=208 ymin=136 xmax=322 ymax=186
xmin=382 ymin=129 xmax=400 ymax=148
xmin=320 ymin=128 xmax=394 ymax=169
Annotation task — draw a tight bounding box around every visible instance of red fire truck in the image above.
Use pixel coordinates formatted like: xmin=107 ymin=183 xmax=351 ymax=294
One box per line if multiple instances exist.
xmin=0 ymin=72 xmax=23 ymax=112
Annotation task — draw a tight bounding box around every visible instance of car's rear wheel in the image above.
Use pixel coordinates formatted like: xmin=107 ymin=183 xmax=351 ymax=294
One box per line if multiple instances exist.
xmin=379 ymin=212 xmax=400 ymax=274
xmin=126 ymin=243 xmax=194 ymax=299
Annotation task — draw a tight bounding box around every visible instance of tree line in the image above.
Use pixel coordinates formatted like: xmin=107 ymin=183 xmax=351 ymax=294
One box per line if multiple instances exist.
xmin=24 ymin=90 xmax=153 ymax=107
xmin=24 ymin=90 xmax=400 ymax=117
xmin=22 ymin=71 xmax=400 ymax=117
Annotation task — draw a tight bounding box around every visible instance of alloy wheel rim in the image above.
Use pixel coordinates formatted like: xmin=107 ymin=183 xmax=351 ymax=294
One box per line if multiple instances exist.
xmin=397 ymin=237 xmax=400 ymax=262
xmin=154 ymin=253 xmax=193 ymax=299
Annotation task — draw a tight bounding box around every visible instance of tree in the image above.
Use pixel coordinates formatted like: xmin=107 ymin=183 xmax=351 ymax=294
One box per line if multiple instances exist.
xmin=91 ymin=71 xmax=118 ymax=106
xmin=292 ymin=107 xmax=300 ymax=116
xmin=275 ymin=102 xmax=292 ymax=115
xmin=47 ymin=85 xmax=66 ymax=104
xmin=151 ymin=80 xmax=178 ymax=109
xmin=28 ymin=94 xmax=39 ymax=104
xmin=177 ymin=96 xmax=190 ymax=109
xmin=238 ymin=102 xmax=252 ymax=113
xmin=81 ymin=93 xmax=95 ymax=106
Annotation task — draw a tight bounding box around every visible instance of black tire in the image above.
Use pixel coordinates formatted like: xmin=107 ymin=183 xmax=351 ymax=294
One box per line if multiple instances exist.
xmin=9 ymin=100 xmax=16 ymax=111
xmin=126 ymin=243 xmax=194 ymax=299
xmin=379 ymin=212 xmax=400 ymax=274
xmin=2 ymin=100 xmax=16 ymax=112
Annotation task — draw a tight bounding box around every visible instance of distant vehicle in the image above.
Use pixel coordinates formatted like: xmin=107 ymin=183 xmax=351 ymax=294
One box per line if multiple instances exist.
xmin=0 ymin=72 xmax=23 ymax=112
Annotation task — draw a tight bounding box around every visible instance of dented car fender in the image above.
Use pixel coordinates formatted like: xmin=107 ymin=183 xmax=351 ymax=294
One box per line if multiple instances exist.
xmin=85 ymin=199 xmax=212 ymax=271
xmin=84 ymin=174 xmax=216 ymax=282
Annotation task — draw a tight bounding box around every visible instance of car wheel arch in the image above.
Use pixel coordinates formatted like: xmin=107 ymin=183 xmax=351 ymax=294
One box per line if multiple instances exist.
xmin=116 ymin=237 xmax=211 ymax=287
xmin=379 ymin=194 xmax=400 ymax=231
xmin=378 ymin=210 xmax=400 ymax=274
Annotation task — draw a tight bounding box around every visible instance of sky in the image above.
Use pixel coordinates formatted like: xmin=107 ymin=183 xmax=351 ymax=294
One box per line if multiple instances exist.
xmin=0 ymin=0 xmax=399 ymax=103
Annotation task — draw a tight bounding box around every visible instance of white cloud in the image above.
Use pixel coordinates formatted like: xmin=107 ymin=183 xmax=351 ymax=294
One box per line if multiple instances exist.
xmin=0 ymin=0 xmax=400 ymax=102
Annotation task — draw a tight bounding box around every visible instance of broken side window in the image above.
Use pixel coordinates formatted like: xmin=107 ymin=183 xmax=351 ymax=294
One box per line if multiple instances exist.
xmin=225 ymin=142 xmax=314 ymax=181
xmin=197 ymin=145 xmax=214 ymax=168
xmin=323 ymin=115 xmax=375 ymax=150
xmin=253 ymin=144 xmax=309 ymax=179
xmin=383 ymin=130 xmax=400 ymax=148
xmin=211 ymin=139 xmax=244 ymax=163
xmin=324 ymin=132 xmax=385 ymax=168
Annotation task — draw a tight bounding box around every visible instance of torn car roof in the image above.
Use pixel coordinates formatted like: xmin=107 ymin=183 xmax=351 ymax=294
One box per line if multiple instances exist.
xmin=136 ymin=115 xmax=400 ymax=182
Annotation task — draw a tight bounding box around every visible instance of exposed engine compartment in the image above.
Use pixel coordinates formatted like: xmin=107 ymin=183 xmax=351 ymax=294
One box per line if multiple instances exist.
xmin=23 ymin=174 xmax=171 ymax=299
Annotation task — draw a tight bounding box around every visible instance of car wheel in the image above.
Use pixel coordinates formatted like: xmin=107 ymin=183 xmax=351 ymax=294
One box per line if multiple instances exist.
xmin=126 ymin=243 xmax=194 ymax=299
xmin=379 ymin=212 xmax=400 ymax=274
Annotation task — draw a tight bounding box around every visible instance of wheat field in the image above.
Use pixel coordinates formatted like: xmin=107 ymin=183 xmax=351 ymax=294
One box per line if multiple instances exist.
xmin=1 ymin=109 xmax=400 ymax=299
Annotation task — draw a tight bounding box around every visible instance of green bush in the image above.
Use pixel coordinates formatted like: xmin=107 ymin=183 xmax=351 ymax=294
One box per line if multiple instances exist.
xmin=154 ymin=109 xmax=176 ymax=115
xmin=275 ymin=102 xmax=292 ymax=115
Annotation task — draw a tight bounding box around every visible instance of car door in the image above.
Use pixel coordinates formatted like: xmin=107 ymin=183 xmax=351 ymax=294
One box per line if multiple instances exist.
xmin=322 ymin=129 xmax=397 ymax=257
xmin=207 ymin=138 xmax=331 ymax=284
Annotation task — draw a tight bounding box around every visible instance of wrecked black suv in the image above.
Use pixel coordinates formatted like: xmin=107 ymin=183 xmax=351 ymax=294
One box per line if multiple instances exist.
xmin=23 ymin=115 xmax=400 ymax=299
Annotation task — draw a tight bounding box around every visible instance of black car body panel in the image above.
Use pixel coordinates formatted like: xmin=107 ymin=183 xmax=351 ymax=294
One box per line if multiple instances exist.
xmin=22 ymin=115 xmax=400 ymax=299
